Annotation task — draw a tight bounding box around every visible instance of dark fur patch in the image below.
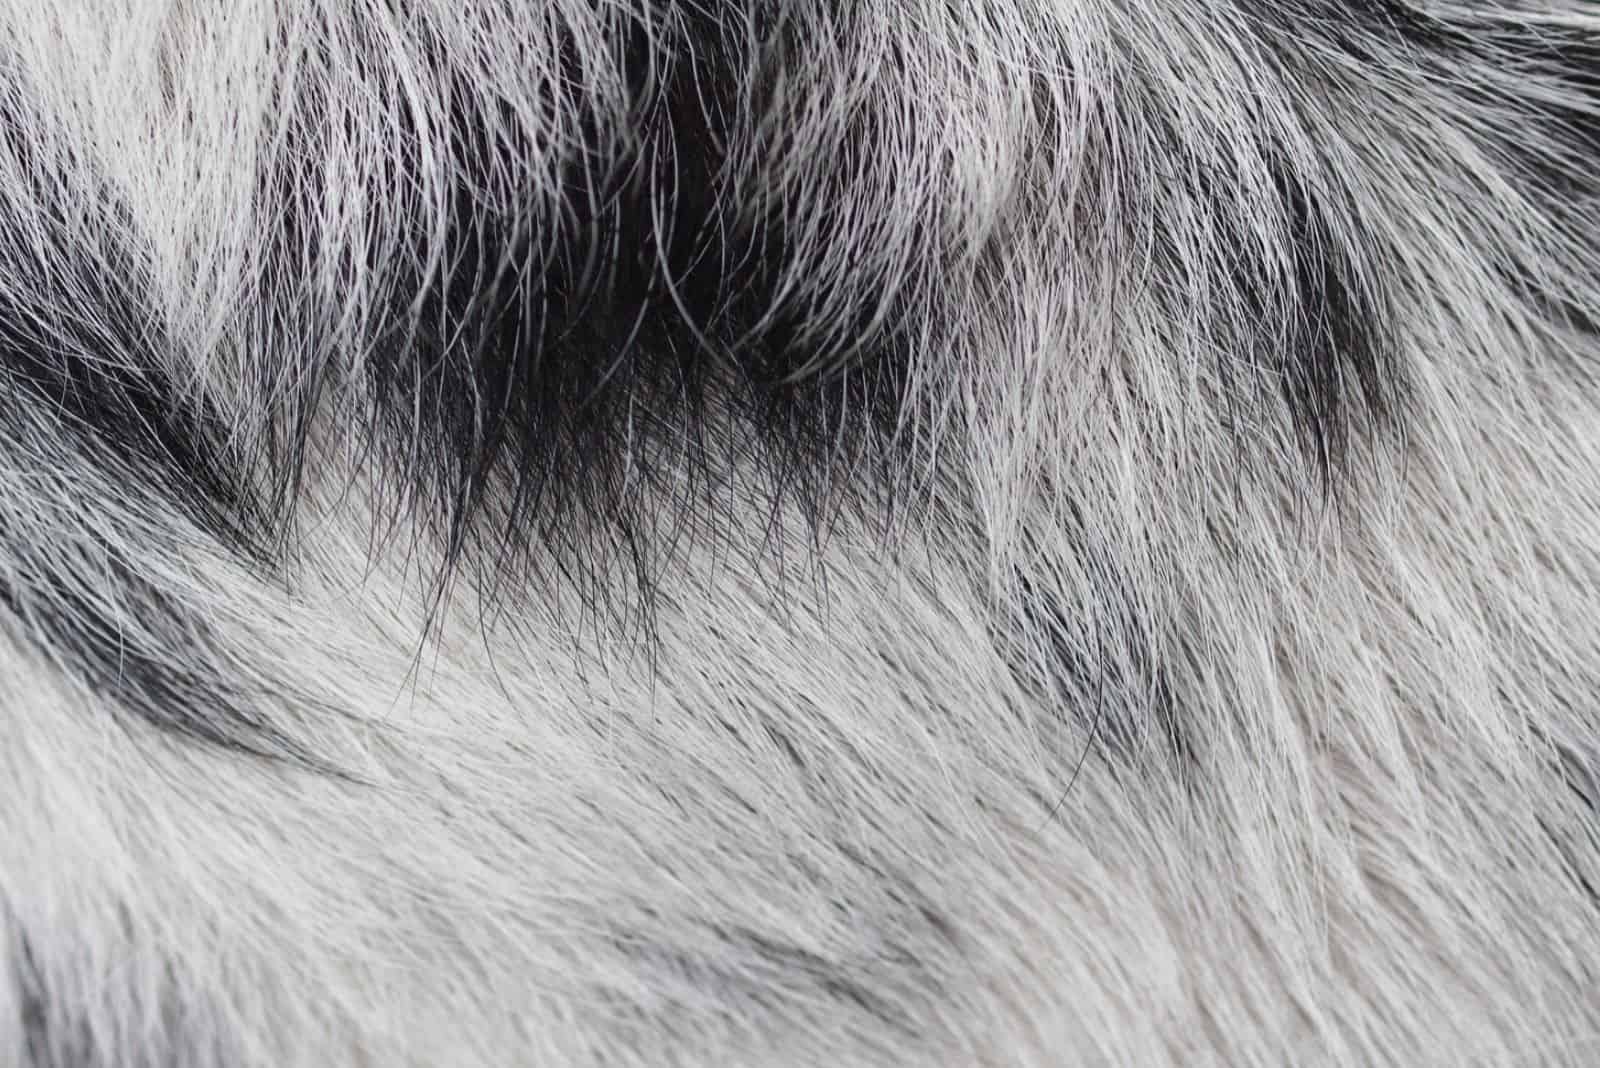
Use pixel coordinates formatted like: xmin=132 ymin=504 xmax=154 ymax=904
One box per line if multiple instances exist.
xmin=1141 ymin=137 xmax=1401 ymax=482
xmin=14 ymin=935 xmax=52 ymax=1068
xmin=0 ymin=110 xmax=259 ymax=550
xmin=998 ymin=524 xmax=1191 ymax=791
xmin=1226 ymin=2 xmax=1597 ymax=478
xmin=1269 ymin=172 xmax=1396 ymax=479
xmin=1458 ymin=18 xmax=1600 ymax=342
xmin=1019 ymin=576 xmax=1184 ymax=767
xmin=0 ymin=91 xmax=293 ymax=758
xmin=11 ymin=932 xmax=230 ymax=1068
xmin=0 ymin=538 xmax=307 ymax=762
xmin=291 ymin=4 xmax=923 ymax=632
xmin=1257 ymin=3 xmax=1600 ymax=347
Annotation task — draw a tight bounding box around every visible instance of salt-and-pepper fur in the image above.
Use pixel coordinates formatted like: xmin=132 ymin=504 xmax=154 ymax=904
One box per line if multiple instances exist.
xmin=3 ymin=1 xmax=1599 ymax=1064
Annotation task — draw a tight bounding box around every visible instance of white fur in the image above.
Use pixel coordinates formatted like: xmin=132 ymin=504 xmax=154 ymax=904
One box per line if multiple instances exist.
xmin=2 ymin=1 xmax=1600 ymax=1064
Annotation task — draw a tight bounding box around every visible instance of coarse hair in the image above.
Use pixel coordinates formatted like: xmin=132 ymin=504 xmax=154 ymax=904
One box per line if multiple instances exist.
xmin=2 ymin=1 xmax=1599 ymax=1064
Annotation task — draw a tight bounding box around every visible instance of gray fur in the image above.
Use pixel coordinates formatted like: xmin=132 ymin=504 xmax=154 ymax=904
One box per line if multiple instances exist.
xmin=2 ymin=1 xmax=1599 ymax=1064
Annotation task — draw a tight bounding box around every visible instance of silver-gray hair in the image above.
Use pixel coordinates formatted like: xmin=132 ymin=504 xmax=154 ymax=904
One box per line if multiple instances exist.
xmin=3 ymin=1 xmax=1599 ymax=1064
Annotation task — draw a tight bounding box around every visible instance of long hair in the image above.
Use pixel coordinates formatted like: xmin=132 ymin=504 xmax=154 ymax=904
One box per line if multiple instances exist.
xmin=4 ymin=2 xmax=1599 ymax=1064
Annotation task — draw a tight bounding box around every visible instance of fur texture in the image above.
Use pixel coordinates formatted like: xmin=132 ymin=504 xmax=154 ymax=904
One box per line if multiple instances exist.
xmin=2 ymin=0 xmax=1600 ymax=1064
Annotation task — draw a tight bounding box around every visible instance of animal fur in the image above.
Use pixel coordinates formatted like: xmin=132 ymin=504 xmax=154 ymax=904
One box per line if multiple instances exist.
xmin=2 ymin=0 xmax=1599 ymax=1064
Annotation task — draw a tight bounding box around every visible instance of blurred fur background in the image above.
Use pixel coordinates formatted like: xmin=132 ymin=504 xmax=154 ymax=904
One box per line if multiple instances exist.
xmin=2 ymin=1 xmax=1599 ymax=1064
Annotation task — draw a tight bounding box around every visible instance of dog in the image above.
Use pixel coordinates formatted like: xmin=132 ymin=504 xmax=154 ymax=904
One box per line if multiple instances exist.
xmin=3 ymin=1 xmax=1599 ymax=1064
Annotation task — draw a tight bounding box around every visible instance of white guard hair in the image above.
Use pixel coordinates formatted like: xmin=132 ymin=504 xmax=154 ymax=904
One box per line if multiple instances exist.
xmin=1 ymin=1 xmax=1599 ymax=1065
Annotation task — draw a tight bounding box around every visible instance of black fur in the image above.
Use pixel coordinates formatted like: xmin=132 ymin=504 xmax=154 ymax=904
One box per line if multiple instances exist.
xmin=288 ymin=4 xmax=923 ymax=635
